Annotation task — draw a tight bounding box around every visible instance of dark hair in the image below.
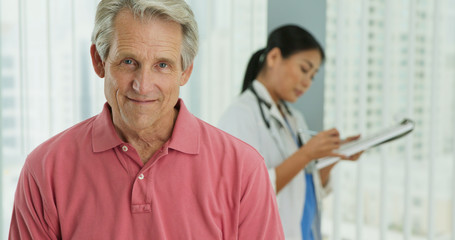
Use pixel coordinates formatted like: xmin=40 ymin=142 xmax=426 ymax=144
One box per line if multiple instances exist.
xmin=241 ymin=24 xmax=325 ymax=93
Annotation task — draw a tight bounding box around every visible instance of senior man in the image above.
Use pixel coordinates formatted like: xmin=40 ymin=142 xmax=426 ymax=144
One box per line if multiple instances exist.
xmin=9 ymin=0 xmax=284 ymax=239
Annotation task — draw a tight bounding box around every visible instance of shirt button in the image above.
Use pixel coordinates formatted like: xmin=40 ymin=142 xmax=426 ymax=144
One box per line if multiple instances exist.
xmin=138 ymin=174 xmax=144 ymax=180
xmin=122 ymin=145 xmax=128 ymax=152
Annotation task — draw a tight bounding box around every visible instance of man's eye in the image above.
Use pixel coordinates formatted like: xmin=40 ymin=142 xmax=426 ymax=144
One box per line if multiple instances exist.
xmin=123 ymin=59 xmax=134 ymax=65
xmin=159 ymin=63 xmax=168 ymax=68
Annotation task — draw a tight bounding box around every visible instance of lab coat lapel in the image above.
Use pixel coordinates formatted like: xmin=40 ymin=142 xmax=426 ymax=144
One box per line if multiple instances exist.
xmin=252 ymin=81 xmax=288 ymax=130
xmin=252 ymin=81 xmax=292 ymax=158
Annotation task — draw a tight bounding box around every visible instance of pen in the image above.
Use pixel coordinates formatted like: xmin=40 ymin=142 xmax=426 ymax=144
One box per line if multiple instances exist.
xmin=299 ymin=129 xmax=318 ymax=137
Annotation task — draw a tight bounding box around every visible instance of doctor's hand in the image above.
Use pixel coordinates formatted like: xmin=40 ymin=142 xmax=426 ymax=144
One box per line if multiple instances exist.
xmin=300 ymin=128 xmax=347 ymax=160
xmin=340 ymin=134 xmax=363 ymax=161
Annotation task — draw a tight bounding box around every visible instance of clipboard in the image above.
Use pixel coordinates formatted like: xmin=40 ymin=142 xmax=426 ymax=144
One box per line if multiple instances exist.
xmin=316 ymin=119 xmax=415 ymax=169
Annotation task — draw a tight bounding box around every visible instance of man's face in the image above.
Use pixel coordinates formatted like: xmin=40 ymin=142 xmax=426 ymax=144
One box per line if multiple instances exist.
xmin=93 ymin=9 xmax=192 ymax=133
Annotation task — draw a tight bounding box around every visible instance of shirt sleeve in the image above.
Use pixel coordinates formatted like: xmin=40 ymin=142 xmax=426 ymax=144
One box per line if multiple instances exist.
xmin=238 ymin=156 xmax=284 ymax=239
xmin=312 ymin=167 xmax=333 ymax=199
xmin=9 ymin=163 xmax=60 ymax=240
xmin=267 ymin=168 xmax=277 ymax=194
xmin=318 ymin=171 xmax=333 ymax=197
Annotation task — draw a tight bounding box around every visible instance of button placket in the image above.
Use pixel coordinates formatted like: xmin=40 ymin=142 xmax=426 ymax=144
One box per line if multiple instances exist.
xmin=131 ymin=170 xmax=152 ymax=213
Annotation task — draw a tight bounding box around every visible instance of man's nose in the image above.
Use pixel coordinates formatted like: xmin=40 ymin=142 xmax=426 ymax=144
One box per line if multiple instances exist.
xmin=132 ymin=69 xmax=154 ymax=95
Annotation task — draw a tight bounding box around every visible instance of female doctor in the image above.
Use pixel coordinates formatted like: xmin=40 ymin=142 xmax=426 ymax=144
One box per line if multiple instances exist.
xmin=218 ymin=25 xmax=362 ymax=240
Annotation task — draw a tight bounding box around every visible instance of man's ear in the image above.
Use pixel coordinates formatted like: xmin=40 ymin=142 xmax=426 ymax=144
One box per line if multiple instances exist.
xmin=90 ymin=44 xmax=105 ymax=78
xmin=266 ymin=47 xmax=282 ymax=68
xmin=179 ymin=62 xmax=193 ymax=86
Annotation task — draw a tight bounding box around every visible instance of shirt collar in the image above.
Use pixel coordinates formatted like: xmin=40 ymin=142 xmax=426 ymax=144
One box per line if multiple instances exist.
xmin=92 ymin=102 xmax=124 ymax=153
xmin=91 ymin=100 xmax=200 ymax=155
xmin=167 ymin=99 xmax=200 ymax=155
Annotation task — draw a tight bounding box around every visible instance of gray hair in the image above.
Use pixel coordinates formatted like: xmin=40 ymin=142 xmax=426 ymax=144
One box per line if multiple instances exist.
xmin=91 ymin=0 xmax=198 ymax=70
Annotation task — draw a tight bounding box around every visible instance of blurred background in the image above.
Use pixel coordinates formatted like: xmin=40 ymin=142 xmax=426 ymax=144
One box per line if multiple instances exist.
xmin=1 ymin=0 xmax=454 ymax=239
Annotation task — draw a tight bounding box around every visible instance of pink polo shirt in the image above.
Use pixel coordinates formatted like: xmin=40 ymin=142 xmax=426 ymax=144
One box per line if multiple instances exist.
xmin=9 ymin=99 xmax=284 ymax=240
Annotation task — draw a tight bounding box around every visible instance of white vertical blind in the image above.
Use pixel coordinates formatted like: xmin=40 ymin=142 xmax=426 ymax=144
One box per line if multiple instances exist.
xmin=404 ymin=0 xmax=416 ymax=238
xmin=380 ymin=0 xmax=391 ymax=239
xmin=18 ymin=0 xmax=27 ymax=155
xmin=0 ymin=1 xmax=267 ymax=239
xmin=324 ymin=0 xmax=455 ymax=240
xmin=332 ymin=0 xmax=345 ymax=239
xmin=453 ymin=112 xmax=455 ymax=240
xmin=0 ymin=0 xmax=3 ymax=237
xmin=183 ymin=0 xmax=267 ymax=124
xmin=428 ymin=1 xmax=443 ymax=239
xmin=357 ymin=0 xmax=369 ymax=239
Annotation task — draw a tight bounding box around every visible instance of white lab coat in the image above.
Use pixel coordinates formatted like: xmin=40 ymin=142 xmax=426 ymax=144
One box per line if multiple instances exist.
xmin=218 ymin=80 xmax=331 ymax=240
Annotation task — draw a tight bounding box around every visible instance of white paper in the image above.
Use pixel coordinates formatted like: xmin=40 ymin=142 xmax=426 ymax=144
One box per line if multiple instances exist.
xmin=316 ymin=119 xmax=414 ymax=169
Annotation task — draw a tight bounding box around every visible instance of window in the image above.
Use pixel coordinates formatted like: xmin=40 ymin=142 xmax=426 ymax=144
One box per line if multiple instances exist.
xmin=323 ymin=0 xmax=455 ymax=239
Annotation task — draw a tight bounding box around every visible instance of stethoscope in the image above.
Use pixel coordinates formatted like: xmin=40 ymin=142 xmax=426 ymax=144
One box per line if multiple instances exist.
xmin=248 ymin=84 xmax=304 ymax=147
xmin=249 ymin=83 xmax=316 ymax=182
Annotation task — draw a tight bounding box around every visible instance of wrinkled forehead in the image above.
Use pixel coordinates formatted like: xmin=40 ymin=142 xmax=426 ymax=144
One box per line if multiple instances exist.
xmin=114 ymin=9 xmax=182 ymax=43
xmin=114 ymin=8 xmax=182 ymax=33
xmin=109 ymin=9 xmax=183 ymax=61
